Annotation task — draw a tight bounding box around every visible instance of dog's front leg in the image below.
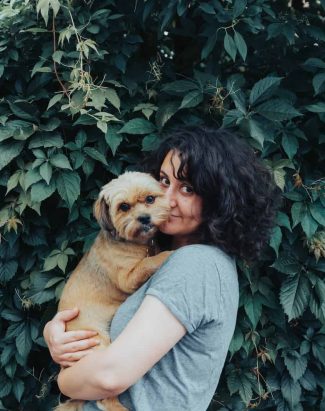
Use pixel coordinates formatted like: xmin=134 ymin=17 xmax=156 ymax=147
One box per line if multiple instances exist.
xmin=118 ymin=251 xmax=172 ymax=294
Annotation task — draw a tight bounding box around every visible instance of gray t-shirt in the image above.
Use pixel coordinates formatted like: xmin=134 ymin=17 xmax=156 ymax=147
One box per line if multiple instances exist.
xmin=84 ymin=244 xmax=239 ymax=411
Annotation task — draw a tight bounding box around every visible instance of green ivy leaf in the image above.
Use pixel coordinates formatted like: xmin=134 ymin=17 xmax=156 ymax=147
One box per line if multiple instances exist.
xmin=155 ymin=101 xmax=179 ymax=130
xmin=83 ymin=147 xmax=108 ymax=165
xmin=1 ymin=309 xmax=22 ymax=322
xmin=233 ymin=0 xmax=247 ymax=18
xmin=312 ymin=73 xmax=325 ymax=95
xmin=142 ymin=134 xmax=161 ymax=151
xmin=97 ymin=120 xmax=107 ymax=134
xmin=227 ymin=371 xmax=254 ymax=405
xmin=1 ymin=345 xmax=15 ymax=366
xmin=119 ymin=118 xmax=156 ymax=135
xmin=8 ymin=101 xmax=38 ymax=122
xmin=284 ymin=191 xmax=305 ymax=201
xmin=180 ymin=90 xmax=203 ymax=109
xmin=201 ymin=33 xmax=217 ymax=60
xmin=301 ymin=211 xmax=318 ymax=238
xmin=105 ymin=126 xmax=123 ymax=156
xmin=25 ymin=168 xmax=42 ymax=190
xmin=30 ymin=181 xmax=56 ymax=202
xmin=56 ymin=171 xmax=81 ymax=208
xmin=283 ymin=351 xmax=308 ymax=382
xmin=299 ymin=369 xmax=317 ymax=391
xmin=52 ymin=50 xmax=64 ymax=63
xmin=281 ymin=374 xmax=302 ymax=407
xmin=234 ymin=31 xmax=247 ymax=61
xmin=12 ymin=379 xmax=24 ymax=402
xmin=57 ymin=254 xmax=68 ymax=272
xmin=276 ymin=211 xmax=292 ymax=232
xmin=105 ymin=88 xmax=120 ymax=111
xmin=0 ymin=372 xmax=11 ymax=397
xmin=6 ymin=171 xmax=22 ymax=194
xmin=309 ymin=202 xmax=325 ymax=226
xmin=224 ymin=32 xmax=237 ymax=62
xmin=28 ymin=132 xmax=64 ymax=149
xmin=312 ymin=340 xmax=325 ymax=367
xmin=269 ymin=226 xmax=282 ymax=257
xmin=50 ymin=153 xmax=72 ymax=170
xmin=228 ymin=328 xmax=244 ymax=356
xmin=89 ymin=88 xmax=106 ymax=111
xmin=291 ymin=202 xmax=307 ymax=228
xmin=303 ymin=58 xmax=325 ymax=69
xmin=0 ymin=141 xmax=24 ymax=171
xmin=311 ymin=278 xmax=325 ymax=323
xmin=282 ymin=133 xmax=298 ymax=160
xmin=0 ymin=261 xmax=18 ymax=283
xmin=244 ymin=294 xmax=262 ymax=329
xmin=280 ymin=273 xmax=309 ymax=320
xmin=256 ymin=99 xmax=301 ymax=121
xmin=249 ymin=77 xmax=282 ymax=106
xmin=162 ymin=80 xmax=198 ymax=95
xmin=199 ymin=3 xmax=216 ymax=14
xmin=305 ymin=102 xmax=325 ymax=113
xmin=273 ymin=168 xmax=286 ymax=191
xmin=36 ymin=0 xmax=61 ymax=26
xmin=39 ymin=162 xmax=52 ymax=185
xmin=247 ymin=118 xmax=267 ymax=147
xmin=16 ymin=324 xmax=32 ymax=359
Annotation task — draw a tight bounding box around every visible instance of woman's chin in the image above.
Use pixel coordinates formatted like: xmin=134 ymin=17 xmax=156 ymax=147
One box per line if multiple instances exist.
xmin=159 ymin=221 xmax=175 ymax=235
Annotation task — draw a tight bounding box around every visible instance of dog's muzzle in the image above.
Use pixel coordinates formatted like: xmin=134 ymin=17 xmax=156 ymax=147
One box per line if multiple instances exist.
xmin=138 ymin=214 xmax=151 ymax=225
xmin=137 ymin=215 xmax=155 ymax=234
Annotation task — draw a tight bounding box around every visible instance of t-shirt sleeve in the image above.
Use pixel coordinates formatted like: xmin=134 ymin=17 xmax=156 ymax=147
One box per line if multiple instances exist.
xmin=145 ymin=245 xmax=223 ymax=333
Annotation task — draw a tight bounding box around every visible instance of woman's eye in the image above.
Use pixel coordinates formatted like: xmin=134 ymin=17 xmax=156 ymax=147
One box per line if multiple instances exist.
xmin=145 ymin=196 xmax=155 ymax=204
xmin=181 ymin=185 xmax=194 ymax=194
xmin=159 ymin=176 xmax=169 ymax=186
xmin=119 ymin=203 xmax=130 ymax=212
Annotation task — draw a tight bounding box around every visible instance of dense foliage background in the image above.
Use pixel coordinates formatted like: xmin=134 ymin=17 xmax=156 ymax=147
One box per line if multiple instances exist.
xmin=0 ymin=0 xmax=325 ymax=410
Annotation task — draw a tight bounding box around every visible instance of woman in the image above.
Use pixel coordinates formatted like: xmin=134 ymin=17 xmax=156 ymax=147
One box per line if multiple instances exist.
xmin=44 ymin=126 xmax=278 ymax=411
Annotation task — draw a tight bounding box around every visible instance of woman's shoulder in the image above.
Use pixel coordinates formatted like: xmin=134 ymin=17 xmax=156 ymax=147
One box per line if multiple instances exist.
xmin=165 ymin=244 xmax=236 ymax=275
xmin=172 ymin=244 xmax=235 ymax=262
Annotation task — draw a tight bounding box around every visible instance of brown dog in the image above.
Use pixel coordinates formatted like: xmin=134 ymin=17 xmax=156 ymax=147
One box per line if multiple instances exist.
xmin=55 ymin=172 xmax=171 ymax=411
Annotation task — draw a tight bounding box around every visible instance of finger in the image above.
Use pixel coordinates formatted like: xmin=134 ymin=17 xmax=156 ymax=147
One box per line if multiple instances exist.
xmin=55 ymin=308 xmax=79 ymax=322
xmin=61 ymin=361 xmax=77 ymax=368
xmin=62 ymin=348 xmax=95 ymax=363
xmin=63 ymin=338 xmax=100 ymax=353
xmin=61 ymin=330 xmax=98 ymax=344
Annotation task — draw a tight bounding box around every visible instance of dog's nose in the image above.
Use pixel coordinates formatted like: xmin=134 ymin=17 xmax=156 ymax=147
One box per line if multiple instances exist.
xmin=138 ymin=214 xmax=151 ymax=225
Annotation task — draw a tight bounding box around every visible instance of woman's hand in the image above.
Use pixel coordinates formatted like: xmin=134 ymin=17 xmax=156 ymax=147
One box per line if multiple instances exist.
xmin=43 ymin=308 xmax=99 ymax=367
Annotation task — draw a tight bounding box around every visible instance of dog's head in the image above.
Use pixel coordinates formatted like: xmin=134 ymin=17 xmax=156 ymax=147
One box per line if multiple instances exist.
xmin=94 ymin=172 xmax=170 ymax=244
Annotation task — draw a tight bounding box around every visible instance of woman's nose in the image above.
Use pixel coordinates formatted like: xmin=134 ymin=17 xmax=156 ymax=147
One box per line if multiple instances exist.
xmin=169 ymin=198 xmax=177 ymax=208
xmin=165 ymin=187 xmax=177 ymax=208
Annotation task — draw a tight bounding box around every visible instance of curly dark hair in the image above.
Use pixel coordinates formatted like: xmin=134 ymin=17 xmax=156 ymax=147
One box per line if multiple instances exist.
xmin=145 ymin=126 xmax=279 ymax=261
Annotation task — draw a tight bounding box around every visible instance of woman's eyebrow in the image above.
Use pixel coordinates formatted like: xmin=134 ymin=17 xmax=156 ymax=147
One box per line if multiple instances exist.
xmin=159 ymin=170 xmax=169 ymax=177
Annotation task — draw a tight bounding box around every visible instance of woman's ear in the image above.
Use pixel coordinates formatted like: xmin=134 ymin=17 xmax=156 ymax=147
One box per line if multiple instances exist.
xmin=93 ymin=197 xmax=114 ymax=232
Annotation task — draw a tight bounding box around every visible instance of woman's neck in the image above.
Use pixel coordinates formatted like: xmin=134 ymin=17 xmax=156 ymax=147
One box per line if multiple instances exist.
xmin=171 ymin=235 xmax=198 ymax=250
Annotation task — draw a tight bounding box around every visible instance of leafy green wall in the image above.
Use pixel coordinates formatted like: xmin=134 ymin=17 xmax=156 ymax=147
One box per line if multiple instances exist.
xmin=0 ymin=1 xmax=325 ymax=410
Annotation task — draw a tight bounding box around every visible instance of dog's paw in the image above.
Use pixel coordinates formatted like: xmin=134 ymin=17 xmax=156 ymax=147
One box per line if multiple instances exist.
xmin=97 ymin=397 xmax=128 ymax=411
xmin=54 ymin=400 xmax=84 ymax=411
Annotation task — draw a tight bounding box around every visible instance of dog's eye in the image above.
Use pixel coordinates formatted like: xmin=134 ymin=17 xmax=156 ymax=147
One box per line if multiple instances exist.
xmin=119 ymin=203 xmax=130 ymax=212
xmin=145 ymin=196 xmax=155 ymax=204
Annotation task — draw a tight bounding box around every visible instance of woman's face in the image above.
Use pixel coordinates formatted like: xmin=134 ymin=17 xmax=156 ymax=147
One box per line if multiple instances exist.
xmin=158 ymin=150 xmax=203 ymax=248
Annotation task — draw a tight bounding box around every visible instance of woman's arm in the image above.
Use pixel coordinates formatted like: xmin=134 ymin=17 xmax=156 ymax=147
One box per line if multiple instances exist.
xmin=57 ymin=295 xmax=186 ymax=400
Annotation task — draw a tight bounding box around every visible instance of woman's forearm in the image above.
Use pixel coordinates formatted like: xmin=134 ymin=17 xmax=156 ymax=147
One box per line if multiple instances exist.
xmin=57 ymin=348 xmax=121 ymax=400
xmin=56 ymin=296 xmax=186 ymax=401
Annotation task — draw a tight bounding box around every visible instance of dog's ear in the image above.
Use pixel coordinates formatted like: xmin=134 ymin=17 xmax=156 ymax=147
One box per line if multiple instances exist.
xmin=93 ymin=197 xmax=114 ymax=232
